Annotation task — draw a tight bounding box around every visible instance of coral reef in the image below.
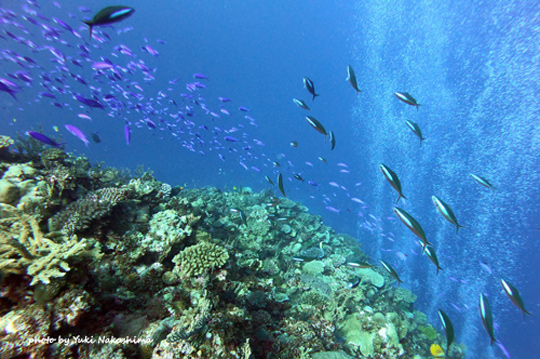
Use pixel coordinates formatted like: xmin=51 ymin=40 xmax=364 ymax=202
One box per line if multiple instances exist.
xmin=0 ymin=139 xmax=466 ymax=359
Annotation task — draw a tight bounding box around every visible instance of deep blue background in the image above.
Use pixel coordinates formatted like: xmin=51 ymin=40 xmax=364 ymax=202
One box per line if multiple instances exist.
xmin=1 ymin=1 xmax=539 ymax=358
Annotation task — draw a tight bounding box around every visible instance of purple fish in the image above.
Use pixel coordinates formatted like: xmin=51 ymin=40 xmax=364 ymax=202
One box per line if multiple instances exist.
xmin=193 ymin=73 xmax=208 ymax=79
xmin=0 ymin=82 xmax=18 ymax=99
xmin=239 ymin=106 xmax=250 ymax=112
xmin=326 ymin=206 xmax=341 ymax=214
xmin=92 ymin=62 xmax=114 ymax=70
xmin=225 ymin=136 xmax=239 ymax=142
xmin=27 ymin=131 xmax=62 ymax=147
xmin=65 ymin=125 xmax=89 ymax=146
xmin=219 ymin=97 xmax=231 ymax=102
xmin=74 ymin=94 xmax=105 ymax=109
xmin=125 ymin=125 xmax=131 ymax=145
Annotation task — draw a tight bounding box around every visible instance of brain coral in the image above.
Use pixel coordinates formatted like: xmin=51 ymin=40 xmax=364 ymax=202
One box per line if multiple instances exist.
xmin=172 ymin=242 xmax=228 ymax=277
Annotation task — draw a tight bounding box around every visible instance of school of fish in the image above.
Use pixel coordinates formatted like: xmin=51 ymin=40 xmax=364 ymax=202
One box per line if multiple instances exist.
xmin=0 ymin=2 xmax=534 ymax=358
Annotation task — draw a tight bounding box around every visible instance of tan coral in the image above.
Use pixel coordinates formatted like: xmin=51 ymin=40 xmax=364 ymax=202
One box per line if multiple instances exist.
xmin=0 ymin=204 xmax=86 ymax=285
xmin=172 ymin=242 xmax=229 ymax=277
xmin=0 ymin=135 xmax=14 ymax=149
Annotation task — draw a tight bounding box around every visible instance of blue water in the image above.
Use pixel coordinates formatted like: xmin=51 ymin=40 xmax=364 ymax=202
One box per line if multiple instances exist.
xmin=1 ymin=1 xmax=539 ymax=358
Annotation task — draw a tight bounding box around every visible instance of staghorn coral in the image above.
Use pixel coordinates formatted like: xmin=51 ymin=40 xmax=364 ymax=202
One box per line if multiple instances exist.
xmin=0 ymin=204 xmax=86 ymax=285
xmin=48 ymin=187 xmax=131 ymax=232
xmin=172 ymin=242 xmax=229 ymax=277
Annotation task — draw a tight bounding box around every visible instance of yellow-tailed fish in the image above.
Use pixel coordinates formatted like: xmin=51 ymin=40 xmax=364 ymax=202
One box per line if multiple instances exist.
xmin=393 ymin=207 xmax=431 ymax=250
xmin=470 ymin=173 xmax=496 ymax=190
xmin=500 ymin=278 xmax=533 ymax=318
xmin=479 ymin=293 xmax=496 ymax=345
xmin=432 ymin=195 xmax=465 ymax=233
xmin=379 ymin=260 xmax=403 ymax=287
xmin=379 ymin=163 xmax=407 ymax=204
xmin=405 ymin=119 xmax=426 ymax=146
xmin=394 ymin=91 xmax=421 ymax=110
xmin=277 ymin=173 xmax=286 ymax=197
xmin=438 ymin=310 xmax=454 ymax=357
xmin=346 ymin=65 xmax=361 ymax=93
xmin=305 ymin=116 xmax=327 ymax=136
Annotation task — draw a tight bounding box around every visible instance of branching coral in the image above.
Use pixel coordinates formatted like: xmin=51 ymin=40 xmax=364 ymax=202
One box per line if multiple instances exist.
xmin=0 ymin=204 xmax=86 ymax=285
xmin=172 ymin=242 xmax=229 ymax=277
xmin=48 ymin=187 xmax=131 ymax=232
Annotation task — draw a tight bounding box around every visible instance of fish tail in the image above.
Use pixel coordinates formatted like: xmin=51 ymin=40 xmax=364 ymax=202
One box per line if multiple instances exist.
xmin=82 ymin=20 xmax=93 ymax=38
xmin=456 ymin=224 xmax=466 ymax=234
xmin=312 ymin=93 xmax=319 ymax=101
xmin=396 ymin=194 xmax=407 ymax=204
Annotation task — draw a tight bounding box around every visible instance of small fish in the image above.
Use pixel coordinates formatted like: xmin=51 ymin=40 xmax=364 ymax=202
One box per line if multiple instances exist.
xmin=318 ymin=157 xmax=327 ymax=164
xmin=379 ymin=163 xmax=407 ymax=203
xmin=272 ymin=161 xmax=281 ymax=167
xmin=82 ymin=6 xmax=135 ymax=38
xmin=393 ymin=207 xmax=431 ymax=250
xmin=293 ymin=98 xmax=311 ymax=111
xmin=305 ymin=116 xmax=327 ymax=136
xmin=405 ymin=120 xmax=426 ymax=146
xmin=303 ymin=77 xmax=319 ymax=101
xmin=346 ymin=65 xmax=361 ymax=93
xmin=470 ymin=173 xmax=497 ymax=190
xmin=277 ymin=173 xmax=286 ymax=197
xmin=438 ymin=310 xmax=454 ymax=358
xmin=293 ymin=174 xmax=305 ymax=182
xmin=329 ymin=130 xmax=336 ymax=150
xmin=347 ymin=277 xmax=361 ymax=289
xmin=424 ymin=244 xmax=443 ymax=274
xmin=394 ymin=91 xmax=421 ymax=110
xmin=91 ymin=131 xmax=101 ymax=143
xmin=124 ymin=125 xmax=131 ymax=145
xmin=65 ymin=125 xmax=89 ymax=146
xmin=347 ymin=261 xmax=373 ymax=269
xmin=291 ymin=257 xmax=305 ymax=262
xmin=500 ymin=278 xmax=533 ymax=318
xmin=193 ymin=73 xmax=208 ymax=79
xmin=380 ymin=260 xmax=403 ymax=286
xmin=27 ymin=131 xmax=62 ymax=147
xmin=230 ymin=208 xmax=247 ymax=226
xmin=326 ymin=206 xmax=340 ymax=214
xmin=290 ymin=141 xmax=298 ymax=148
xmin=430 ymin=344 xmax=445 ymax=359
xmin=479 ymin=293 xmax=496 ymax=345
xmin=432 ymin=196 xmax=465 ymax=233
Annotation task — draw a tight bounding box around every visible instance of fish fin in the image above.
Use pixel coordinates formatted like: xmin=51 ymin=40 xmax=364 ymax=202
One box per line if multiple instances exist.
xmin=82 ymin=20 xmax=93 ymax=38
xmin=396 ymin=194 xmax=407 ymax=204
xmin=456 ymin=224 xmax=466 ymax=234
xmin=312 ymin=93 xmax=319 ymax=101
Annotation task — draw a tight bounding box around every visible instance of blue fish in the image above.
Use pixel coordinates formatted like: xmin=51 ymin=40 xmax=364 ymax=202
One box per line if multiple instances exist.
xmin=27 ymin=131 xmax=62 ymax=147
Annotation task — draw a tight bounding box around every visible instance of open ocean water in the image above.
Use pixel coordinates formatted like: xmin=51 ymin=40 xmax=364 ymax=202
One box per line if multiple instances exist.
xmin=1 ymin=1 xmax=539 ymax=358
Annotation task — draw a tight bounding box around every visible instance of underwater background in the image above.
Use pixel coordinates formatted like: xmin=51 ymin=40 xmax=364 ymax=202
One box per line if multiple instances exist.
xmin=1 ymin=0 xmax=539 ymax=358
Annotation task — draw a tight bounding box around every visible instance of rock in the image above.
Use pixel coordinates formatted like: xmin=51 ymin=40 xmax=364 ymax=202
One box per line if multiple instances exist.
xmin=0 ymin=179 xmax=20 ymax=204
xmin=302 ymin=260 xmax=325 ymax=275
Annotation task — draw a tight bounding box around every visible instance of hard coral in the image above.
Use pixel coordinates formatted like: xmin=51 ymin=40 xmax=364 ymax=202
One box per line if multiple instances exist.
xmin=0 ymin=204 xmax=87 ymax=285
xmin=172 ymin=242 xmax=228 ymax=277
xmin=48 ymin=187 xmax=131 ymax=232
